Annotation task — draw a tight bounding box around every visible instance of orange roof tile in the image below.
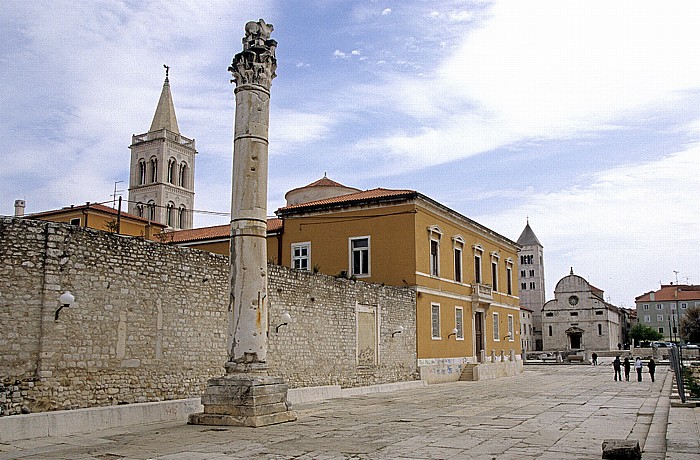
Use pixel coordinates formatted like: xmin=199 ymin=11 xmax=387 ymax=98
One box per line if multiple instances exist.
xmin=277 ymin=188 xmax=417 ymax=213
xmin=26 ymin=202 xmax=165 ymax=227
xmin=635 ymin=284 xmax=700 ymax=302
xmin=168 ymin=218 xmax=283 ymax=244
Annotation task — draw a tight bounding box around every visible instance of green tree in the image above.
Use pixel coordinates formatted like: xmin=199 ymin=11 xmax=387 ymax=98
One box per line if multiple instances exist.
xmin=680 ymin=306 xmax=700 ymax=343
xmin=629 ymin=323 xmax=663 ymax=345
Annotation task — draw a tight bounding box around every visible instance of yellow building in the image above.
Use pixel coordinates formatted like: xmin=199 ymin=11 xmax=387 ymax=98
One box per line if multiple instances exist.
xmin=22 ymin=202 xmax=167 ymax=240
xmin=169 ymin=177 xmax=522 ymax=370
xmin=274 ymin=178 xmax=522 ymax=368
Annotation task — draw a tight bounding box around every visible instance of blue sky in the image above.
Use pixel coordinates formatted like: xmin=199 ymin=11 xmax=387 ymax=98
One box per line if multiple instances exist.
xmin=2 ymin=0 xmax=699 ymax=307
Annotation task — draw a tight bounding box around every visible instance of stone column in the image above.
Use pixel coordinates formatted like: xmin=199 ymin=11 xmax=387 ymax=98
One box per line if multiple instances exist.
xmin=189 ymin=19 xmax=296 ymax=428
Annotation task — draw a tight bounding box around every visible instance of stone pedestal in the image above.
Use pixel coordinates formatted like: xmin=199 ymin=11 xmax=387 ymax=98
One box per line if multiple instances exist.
xmin=188 ymin=366 xmax=296 ymax=427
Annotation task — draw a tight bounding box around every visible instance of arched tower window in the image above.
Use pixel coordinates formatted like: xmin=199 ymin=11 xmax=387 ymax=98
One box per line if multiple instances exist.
xmin=178 ymin=205 xmax=186 ymax=229
xmin=167 ymin=158 xmax=177 ymax=184
xmin=166 ymin=202 xmax=175 ymax=227
xmin=179 ymin=162 xmax=188 ymax=188
xmin=138 ymin=160 xmax=146 ymax=185
xmin=136 ymin=202 xmax=144 ymax=217
xmin=150 ymin=157 xmax=158 ymax=183
xmin=147 ymin=200 xmax=156 ymax=221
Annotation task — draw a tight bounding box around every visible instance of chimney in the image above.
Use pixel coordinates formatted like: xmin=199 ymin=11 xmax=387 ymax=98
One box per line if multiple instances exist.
xmin=14 ymin=199 xmax=26 ymax=217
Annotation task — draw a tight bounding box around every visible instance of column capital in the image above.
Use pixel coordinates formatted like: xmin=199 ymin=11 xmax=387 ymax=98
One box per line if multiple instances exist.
xmin=228 ymin=19 xmax=277 ymax=90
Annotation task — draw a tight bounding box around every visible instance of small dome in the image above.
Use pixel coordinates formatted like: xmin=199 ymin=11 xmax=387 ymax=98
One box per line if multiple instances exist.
xmin=285 ymin=175 xmax=360 ymax=206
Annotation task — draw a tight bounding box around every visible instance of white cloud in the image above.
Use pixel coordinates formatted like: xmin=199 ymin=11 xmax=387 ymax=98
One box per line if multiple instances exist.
xmin=476 ymin=144 xmax=700 ymax=306
xmin=362 ymin=1 xmax=700 ymax=172
xmin=269 ymin=110 xmax=336 ymax=146
xmin=382 ymin=8 xmax=392 ymax=16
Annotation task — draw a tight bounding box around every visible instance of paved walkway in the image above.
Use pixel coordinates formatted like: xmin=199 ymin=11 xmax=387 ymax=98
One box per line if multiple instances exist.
xmin=0 ymin=365 xmax=696 ymax=459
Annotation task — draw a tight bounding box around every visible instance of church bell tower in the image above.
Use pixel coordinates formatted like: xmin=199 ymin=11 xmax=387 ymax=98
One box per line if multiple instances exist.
xmin=128 ymin=66 xmax=196 ymax=229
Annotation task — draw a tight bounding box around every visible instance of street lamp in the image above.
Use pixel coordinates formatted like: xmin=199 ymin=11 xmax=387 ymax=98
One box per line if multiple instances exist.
xmin=55 ymin=291 xmax=74 ymax=321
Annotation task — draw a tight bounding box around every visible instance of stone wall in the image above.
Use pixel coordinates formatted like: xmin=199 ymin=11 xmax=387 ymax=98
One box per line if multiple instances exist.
xmin=0 ymin=218 xmax=417 ymax=416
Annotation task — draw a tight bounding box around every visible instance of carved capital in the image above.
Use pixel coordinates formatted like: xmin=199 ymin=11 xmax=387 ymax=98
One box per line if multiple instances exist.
xmin=228 ymin=19 xmax=277 ymax=89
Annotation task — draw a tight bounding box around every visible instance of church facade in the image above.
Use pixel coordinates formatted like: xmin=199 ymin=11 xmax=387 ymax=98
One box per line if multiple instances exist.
xmin=542 ymin=270 xmax=622 ymax=351
xmin=127 ymin=71 xmax=196 ymax=229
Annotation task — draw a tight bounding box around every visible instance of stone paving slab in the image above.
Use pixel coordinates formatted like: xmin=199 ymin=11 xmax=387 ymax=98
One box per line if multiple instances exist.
xmin=0 ymin=365 xmax=695 ymax=459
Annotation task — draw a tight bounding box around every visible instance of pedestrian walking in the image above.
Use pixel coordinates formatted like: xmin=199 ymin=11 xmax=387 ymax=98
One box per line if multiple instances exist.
xmin=613 ymin=356 xmax=622 ymax=381
xmin=635 ymin=357 xmax=643 ymax=382
xmin=623 ymin=357 xmax=631 ymax=381
xmin=648 ymin=358 xmax=656 ymax=382
xmin=592 ymin=352 xmax=598 ymax=365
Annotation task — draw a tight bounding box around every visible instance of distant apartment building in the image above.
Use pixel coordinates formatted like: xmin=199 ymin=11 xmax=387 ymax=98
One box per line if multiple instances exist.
xmin=635 ymin=284 xmax=700 ymax=342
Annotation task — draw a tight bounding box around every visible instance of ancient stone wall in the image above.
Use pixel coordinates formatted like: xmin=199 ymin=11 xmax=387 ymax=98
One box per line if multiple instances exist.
xmin=0 ymin=218 xmax=416 ymax=415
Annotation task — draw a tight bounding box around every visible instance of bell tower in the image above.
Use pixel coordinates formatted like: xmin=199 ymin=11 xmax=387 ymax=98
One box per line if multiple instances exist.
xmin=517 ymin=220 xmax=546 ymax=350
xmin=128 ymin=66 xmax=196 ymax=229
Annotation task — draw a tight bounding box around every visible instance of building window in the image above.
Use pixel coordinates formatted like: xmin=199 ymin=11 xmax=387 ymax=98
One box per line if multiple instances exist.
xmin=167 ymin=158 xmax=177 ymax=184
xmin=545 ymin=312 xmax=554 ymax=317
xmin=136 ymin=203 xmax=144 ymax=217
xmin=179 ymin=162 xmax=188 ymax=188
xmin=656 ymin=304 xmax=663 ymax=310
xmin=598 ymin=324 xmax=602 ymax=335
xmin=493 ymin=312 xmax=500 ymax=341
xmin=643 ymin=315 xmax=651 ymax=323
xmin=507 ymin=315 xmax=514 ymax=341
xmin=570 ymin=312 xmax=578 ymax=317
xmin=178 ymin=205 xmax=186 ymax=229
xmin=491 ymin=261 xmax=498 ymax=292
xmin=520 ymin=255 xmax=533 ymax=265
xmin=681 ymin=303 xmax=687 ymax=309
xmin=529 ymin=282 xmax=536 ymax=289
xmin=520 ymin=270 xmax=526 ymax=277
xmin=350 ymin=237 xmax=370 ymax=276
xmin=548 ymin=325 xmax=552 ymax=336
xmin=147 ymin=201 xmax=156 ymax=221
xmin=454 ymin=246 xmax=462 ymax=282
xmin=506 ymin=266 xmax=513 ymax=295
xmin=166 ymin=202 xmax=175 ymax=227
xmin=455 ymin=307 xmax=464 ymax=340
xmin=658 ymin=327 xmax=664 ymax=334
xmin=292 ymin=242 xmax=311 ymax=271
xmin=430 ymin=238 xmax=439 ymax=277
xmin=529 ymin=269 xmax=534 ymax=277
xmin=643 ymin=304 xmax=649 ymax=310
xmin=138 ymin=160 xmax=146 ymax=185
xmin=150 ymin=157 xmax=158 ymax=183
xmin=431 ymin=303 xmax=440 ymax=339
xmin=657 ymin=314 xmax=663 ymax=322
xmin=69 ymin=217 xmax=80 ymax=226
xmin=521 ymin=282 xmax=527 ymax=290
xmin=595 ymin=310 xmax=603 ymax=315
xmin=474 ymin=255 xmax=482 ymax=284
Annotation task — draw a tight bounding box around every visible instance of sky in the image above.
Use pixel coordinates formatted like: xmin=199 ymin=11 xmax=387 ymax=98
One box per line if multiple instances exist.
xmin=2 ymin=0 xmax=699 ymax=308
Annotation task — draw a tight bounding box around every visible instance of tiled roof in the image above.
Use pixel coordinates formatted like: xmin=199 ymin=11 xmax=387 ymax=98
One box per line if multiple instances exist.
xmin=169 ymin=218 xmax=283 ymax=243
xmin=26 ymin=203 xmax=163 ymax=226
xmin=304 ymin=176 xmax=348 ymax=188
xmin=635 ymin=284 xmax=700 ymax=302
xmin=277 ymin=188 xmax=417 ymax=213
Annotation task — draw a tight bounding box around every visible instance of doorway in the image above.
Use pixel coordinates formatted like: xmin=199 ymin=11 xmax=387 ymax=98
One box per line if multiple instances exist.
xmin=475 ymin=312 xmax=484 ymax=362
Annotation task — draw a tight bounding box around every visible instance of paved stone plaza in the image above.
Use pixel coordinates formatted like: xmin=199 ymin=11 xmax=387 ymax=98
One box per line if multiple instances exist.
xmin=1 ymin=365 xmax=698 ymax=459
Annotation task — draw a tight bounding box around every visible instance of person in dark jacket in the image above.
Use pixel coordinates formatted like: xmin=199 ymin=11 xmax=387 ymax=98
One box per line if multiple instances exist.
xmin=623 ymin=357 xmax=631 ymax=381
xmin=648 ymin=358 xmax=656 ymax=382
xmin=613 ymin=356 xmax=622 ymax=381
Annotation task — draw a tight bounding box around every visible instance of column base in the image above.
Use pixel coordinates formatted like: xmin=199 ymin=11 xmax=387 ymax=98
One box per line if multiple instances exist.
xmin=188 ymin=371 xmax=297 ymax=428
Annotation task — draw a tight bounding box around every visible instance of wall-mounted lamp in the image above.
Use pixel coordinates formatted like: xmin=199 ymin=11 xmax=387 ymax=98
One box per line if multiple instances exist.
xmin=275 ymin=312 xmax=292 ymax=332
xmin=447 ymin=328 xmax=458 ymax=339
xmin=55 ymin=291 xmax=74 ymax=321
xmin=391 ymin=326 xmax=404 ymax=338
